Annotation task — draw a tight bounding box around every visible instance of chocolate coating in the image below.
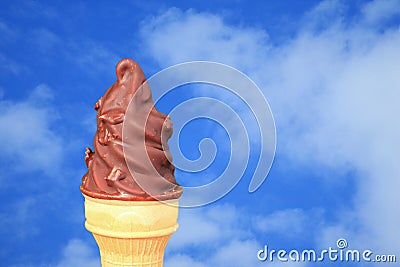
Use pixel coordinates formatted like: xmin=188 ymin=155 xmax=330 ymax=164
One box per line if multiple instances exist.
xmin=80 ymin=58 xmax=182 ymax=200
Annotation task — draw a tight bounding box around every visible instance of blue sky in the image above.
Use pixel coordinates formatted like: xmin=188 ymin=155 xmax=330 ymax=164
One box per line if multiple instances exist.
xmin=1 ymin=0 xmax=400 ymax=266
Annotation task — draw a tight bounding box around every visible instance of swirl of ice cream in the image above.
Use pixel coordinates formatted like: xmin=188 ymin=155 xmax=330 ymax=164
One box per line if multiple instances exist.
xmin=80 ymin=58 xmax=182 ymax=200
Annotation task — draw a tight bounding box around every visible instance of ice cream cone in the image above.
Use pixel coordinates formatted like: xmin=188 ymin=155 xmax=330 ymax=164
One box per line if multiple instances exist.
xmin=83 ymin=194 xmax=179 ymax=267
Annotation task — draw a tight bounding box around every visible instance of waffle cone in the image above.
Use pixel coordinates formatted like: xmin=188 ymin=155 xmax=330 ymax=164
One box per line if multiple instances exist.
xmin=83 ymin=194 xmax=179 ymax=267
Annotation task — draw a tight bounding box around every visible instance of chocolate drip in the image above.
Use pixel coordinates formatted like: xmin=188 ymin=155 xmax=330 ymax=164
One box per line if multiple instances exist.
xmin=80 ymin=59 xmax=182 ymax=200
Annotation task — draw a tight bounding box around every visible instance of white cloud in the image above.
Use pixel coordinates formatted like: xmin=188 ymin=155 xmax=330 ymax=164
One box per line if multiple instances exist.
xmin=168 ymin=207 xmax=221 ymax=250
xmin=168 ymin=204 xmax=246 ymax=251
xmin=0 ymin=197 xmax=40 ymax=239
xmin=214 ymin=239 xmax=307 ymax=267
xmin=166 ymin=204 xmax=313 ymax=266
xmin=166 ymin=204 xmax=272 ymax=266
xmin=140 ymin=8 xmax=269 ymax=70
xmin=211 ymin=239 xmax=262 ymax=267
xmin=253 ymin=209 xmax=311 ymax=237
xmin=301 ymin=0 xmax=346 ymax=31
xmin=140 ymin=1 xmax=400 ymax=265
xmin=269 ymin=3 xmax=400 ymax=257
xmin=0 ymin=85 xmax=68 ymax=244
xmin=361 ymin=0 xmax=400 ymax=25
xmin=55 ymin=239 xmax=100 ymax=267
xmin=0 ymin=84 xmax=63 ymax=177
xmin=165 ymin=254 xmax=207 ymax=267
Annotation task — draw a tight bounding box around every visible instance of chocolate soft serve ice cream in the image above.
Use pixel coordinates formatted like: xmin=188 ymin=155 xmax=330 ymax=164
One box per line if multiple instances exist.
xmin=81 ymin=58 xmax=182 ymax=201
xmin=81 ymin=58 xmax=181 ymax=267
